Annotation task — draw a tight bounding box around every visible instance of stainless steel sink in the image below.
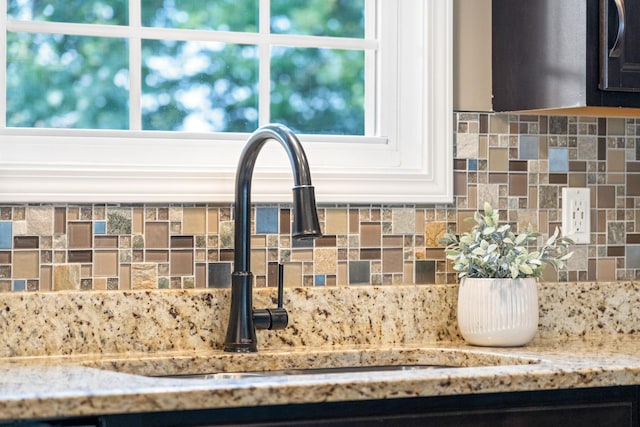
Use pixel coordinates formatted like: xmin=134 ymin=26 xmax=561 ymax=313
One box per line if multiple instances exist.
xmin=83 ymin=347 xmax=542 ymax=380
xmin=160 ymin=364 xmax=455 ymax=380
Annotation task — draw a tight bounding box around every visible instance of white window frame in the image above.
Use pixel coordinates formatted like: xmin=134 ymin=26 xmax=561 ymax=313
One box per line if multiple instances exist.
xmin=0 ymin=0 xmax=452 ymax=204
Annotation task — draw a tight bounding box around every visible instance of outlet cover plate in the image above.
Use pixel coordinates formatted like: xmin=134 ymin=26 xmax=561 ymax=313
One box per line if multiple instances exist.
xmin=561 ymin=187 xmax=590 ymax=244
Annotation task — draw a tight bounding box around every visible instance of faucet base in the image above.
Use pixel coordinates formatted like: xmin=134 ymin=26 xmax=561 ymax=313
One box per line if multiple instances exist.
xmin=223 ymin=342 xmax=257 ymax=353
xmin=223 ymin=272 xmax=258 ymax=353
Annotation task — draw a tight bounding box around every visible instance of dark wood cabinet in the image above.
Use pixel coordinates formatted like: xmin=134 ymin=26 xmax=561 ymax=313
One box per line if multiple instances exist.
xmin=600 ymin=0 xmax=640 ymax=91
xmin=15 ymin=386 xmax=638 ymax=427
xmin=492 ymin=0 xmax=640 ymax=112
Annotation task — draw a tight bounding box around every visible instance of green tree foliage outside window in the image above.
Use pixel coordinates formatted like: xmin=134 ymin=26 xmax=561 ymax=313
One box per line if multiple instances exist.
xmin=6 ymin=0 xmax=366 ymax=135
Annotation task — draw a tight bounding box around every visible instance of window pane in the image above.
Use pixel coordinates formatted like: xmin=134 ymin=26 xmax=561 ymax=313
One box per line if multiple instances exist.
xmin=142 ymin=0 xmax=258 ymax=32
xmin=6 ymin=33 xmax=129 ymax=129
xmin=142 ymin=40 xmax=259 ymax=132
xmin=270 ymin=0 xmax=365 ymax=38
xmin=271 ymin=47 xmax=364 ymax=135
xmin=8 ymin=0 xmax=127 ymax=25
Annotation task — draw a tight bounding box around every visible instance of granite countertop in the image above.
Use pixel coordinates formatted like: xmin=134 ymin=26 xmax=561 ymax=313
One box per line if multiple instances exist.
xmin=3 ymin=337 xmax=640 ymax=421
xmin=1 ymin=282 xmax=640 ymax=422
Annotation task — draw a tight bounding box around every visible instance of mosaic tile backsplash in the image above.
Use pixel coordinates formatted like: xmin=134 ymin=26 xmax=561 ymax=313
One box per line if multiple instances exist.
xmin=1 ymin=112 xmax=639 ymax=292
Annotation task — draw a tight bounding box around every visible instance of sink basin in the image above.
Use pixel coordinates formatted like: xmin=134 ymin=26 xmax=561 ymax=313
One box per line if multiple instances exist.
xmin=161 ymin=364 xmax=455 ymax=380
xmin=83 ymin=347 xmax=541 ymax=380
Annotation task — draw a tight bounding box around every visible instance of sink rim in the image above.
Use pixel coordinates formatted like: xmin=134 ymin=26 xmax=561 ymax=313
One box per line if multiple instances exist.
xmin=80 ymin=346 xmax=543 ymax=379
xmin=156 ymin=363 xmax=460 ymax=380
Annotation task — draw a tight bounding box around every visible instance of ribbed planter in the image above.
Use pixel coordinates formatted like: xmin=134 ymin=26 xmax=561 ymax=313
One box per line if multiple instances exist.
xmin=457 ymin=277 xmax=538 ymax=347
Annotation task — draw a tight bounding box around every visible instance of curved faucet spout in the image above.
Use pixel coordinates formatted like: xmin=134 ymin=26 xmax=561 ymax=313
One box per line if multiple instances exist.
xmin=224 ymin=124 xmax=322 ymax=352
xmin=233 ymin=124 xmax=321 ymax=272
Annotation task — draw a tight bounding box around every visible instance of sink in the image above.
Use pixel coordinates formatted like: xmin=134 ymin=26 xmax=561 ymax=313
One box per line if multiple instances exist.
xmin=82 ymin=347 xmax=541 ymax=380
xmin=160 ymin=364 xmax=455 ymax=380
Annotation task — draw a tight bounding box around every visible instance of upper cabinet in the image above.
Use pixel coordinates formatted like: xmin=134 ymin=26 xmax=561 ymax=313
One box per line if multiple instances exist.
xmin=454 ymin=0 xmax=492 ymax=112
xmin=492 ymin=0 xmax=640 ymax=114
xmin=601 ymin=0 xmax=640 ymax=91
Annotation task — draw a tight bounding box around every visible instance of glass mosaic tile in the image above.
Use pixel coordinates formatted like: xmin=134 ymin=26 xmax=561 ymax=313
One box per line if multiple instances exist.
xmin=12 ymin=280 xmax=25 ymax=291
xmin=54 ymin=208 xmax=66 ymax=234
xmin=256 ymin=207 xmax=278 ymax=234
xmin=171 ymin=250 xmax=193 ymax=276
xmin=68 ymin=250 xmax=92 ymax=263
xmin=183 ymin=207 xmax=206 ymax=234
xmin=146 ymin=250 xmax=168 ymax=263
xmin=94 ymin=221 xmax=107 ymax=234
xmin=519 ymin=135 xmax=539 ymax=159
xmin=360 ymin=223 xmax=381 ymax=247
xmin=1 ymin=113 xmax=640 ymax=291
xmin=13 ymin=251 xmax=38 ymax=278
xmin=626 ymin=245 xmax=640 ymax=268
xmin=414 ymin=260 xmax=435 ymax=284
xmin=208 ymin=262 xmax=231 ymax=288
xmin=68 ymin=222 xmax=92 ymax=248
xmin=95 ymin=236 xmax=118 ymax=248
xmin=292 ymin=238 xmax=313 ymax=248
xmin=171 ymin=236 xmax=194 ymax=248
xmin=608 ymin=118 xmax=626 ymax=135
xmin=145 ymin=222 xmax=169 ymax=248
xmin=316 ymin=236 xmax=337 ymax=247
xmin=94 ymin=251 xmax=118 ymax=277
xmin=348 ymin=261 xmax=370 ymax=285
xmin=489 ymin=147 xmax=509 ymax=171
xmin=14 ymin=236 xmax=38 ymax=249
xmin=0 ymin=222 xmax=12 ymax=249
xmin=549 ymin=147 xmax=569 ymax=172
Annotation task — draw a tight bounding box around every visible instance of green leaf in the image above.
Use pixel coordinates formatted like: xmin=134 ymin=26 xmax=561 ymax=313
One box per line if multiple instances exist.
xmin=514 ymin=233 xmax=527 ymax=245
xmin=482 ymin=227 xmax=495 ymax=235
xmin=472 ymin=247 xmax=486 ymax=256
xmin=519 ymin=264 xmax=534 ymax=275
xmin=510 ymin=265 xmax=519 ymax=278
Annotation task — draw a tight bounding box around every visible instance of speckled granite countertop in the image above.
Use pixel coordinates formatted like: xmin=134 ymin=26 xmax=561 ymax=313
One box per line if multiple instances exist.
xmin=1 ymin=282 xmax=640 ymax=422
xmin=3 ymin=338 xmax=640 ymax=421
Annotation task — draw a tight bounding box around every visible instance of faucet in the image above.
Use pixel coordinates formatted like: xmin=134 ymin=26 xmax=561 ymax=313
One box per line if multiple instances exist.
xmin=223 ymin=124 xmax=322 ymax=352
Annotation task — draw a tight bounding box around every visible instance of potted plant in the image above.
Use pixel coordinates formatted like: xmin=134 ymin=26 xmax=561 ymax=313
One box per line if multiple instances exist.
xmin=439 ymin=202 xmax=573 ymax=347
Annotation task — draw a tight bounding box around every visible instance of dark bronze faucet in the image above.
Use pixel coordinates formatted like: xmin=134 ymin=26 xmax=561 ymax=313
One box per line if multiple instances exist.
xmin=223 ymin=124 xmax=322 ymax=352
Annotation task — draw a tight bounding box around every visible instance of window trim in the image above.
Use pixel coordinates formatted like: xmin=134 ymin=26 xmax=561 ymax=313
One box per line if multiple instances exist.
xmin=0 ymin=0 xmax=452 ymax=204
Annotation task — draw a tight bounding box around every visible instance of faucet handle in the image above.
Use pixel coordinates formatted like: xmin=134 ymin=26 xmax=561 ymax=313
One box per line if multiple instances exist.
xmin=253 ymin=264 xmax=288 ymax=330
xmin=277 ymin=263 xmax=284 ymax=308
xmin=253 ymin=307 xmax=288 ymax=330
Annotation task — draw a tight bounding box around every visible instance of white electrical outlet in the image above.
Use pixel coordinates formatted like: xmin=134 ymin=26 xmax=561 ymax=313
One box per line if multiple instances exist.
xmin=561 ymin=187 xmax=590 ymax=244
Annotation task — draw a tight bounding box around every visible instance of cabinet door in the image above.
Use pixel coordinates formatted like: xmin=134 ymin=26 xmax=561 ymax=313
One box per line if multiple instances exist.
xmin=600 ymin=0 xmax=640 ymax=91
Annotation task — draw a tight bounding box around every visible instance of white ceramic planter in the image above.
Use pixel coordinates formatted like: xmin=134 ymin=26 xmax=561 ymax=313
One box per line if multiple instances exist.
xmin=457 ymin=277 xmax=538 ymax=347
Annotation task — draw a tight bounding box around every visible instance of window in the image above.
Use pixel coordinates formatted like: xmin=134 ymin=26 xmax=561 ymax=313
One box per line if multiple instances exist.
xmin=0 ymin=0 xmax=452 ymax=203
